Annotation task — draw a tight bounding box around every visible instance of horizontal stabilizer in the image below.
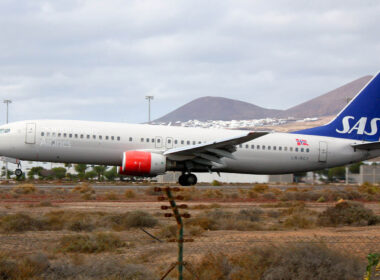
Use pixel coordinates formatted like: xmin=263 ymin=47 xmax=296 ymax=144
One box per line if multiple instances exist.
xmin=352 ymin=142 xmax=380 ymax=150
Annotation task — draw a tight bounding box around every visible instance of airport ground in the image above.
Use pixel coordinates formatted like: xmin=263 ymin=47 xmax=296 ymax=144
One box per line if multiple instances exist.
xmin=0 ymin=182 xmax=379 ymax=279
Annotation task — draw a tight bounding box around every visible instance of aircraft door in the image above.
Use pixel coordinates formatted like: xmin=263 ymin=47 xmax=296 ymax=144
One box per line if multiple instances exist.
xmin=319 ymin=141 xmax=328 ymax=162
xmin=155 ymin=136 xmax=162 ymax=148
xmin=166 ymin=137 xmax=173 ymax=149
xmin=25 ymin=123 xmax=36 ymax=144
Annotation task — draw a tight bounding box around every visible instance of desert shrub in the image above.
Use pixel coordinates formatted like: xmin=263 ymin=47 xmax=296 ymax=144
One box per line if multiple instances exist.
xmin=68 ymin=219 xmax=95 ymax=232
xmin=317 ymin=196 xmax=326 ymax=202
xmin=247 ymin=190 xmax=259 ymax=199
xmin=41 ymin=259 xmax=156 ymax=280
xmin=192 ymin=244 xmax=364 ymax=280
xmin=124 ymin=189 xmax=136 ymax=198
xmin=262 ymin=192 xmax=276 ymax=200
xmin=106 ymin=211 xmax=158 ymax=230
xmin=359 ymin=182 xmax=380 ymax=195
xmin=0 ymin=213 xmax=45 ymax=232
xmin=211 ymin=180 xmax=221 ymax=186
xmin=81 ymin=192 xmax=96 ymax=200
xmin=144 ymin=187 xmax=160 ymax=196
xmin=0 ymin=253 xmax=49 ymax=279
xmin=284 ymin=214 xmax=315 ymax=229
xmin=267 ymin=210 xmax=281 ymax=218
xmin=318 ymin=201 xmax=380 ymax=226
xmin=58 ymin=233 xmax=125 ymax=253
xmin=203 ymin=189 xmax=224 ymax=199
xmin=158 ymin=224 xmax=177 ymax=238
xmin=253 ymin=184 xmax=269 ymax=193
xmin=187 ymin=209 xmax=263 ymax=231
xmin=188 ymin=225 xmax=205 ymax=236
xmin=269 ymin=188 xmax=282 ymax=195
xmin=12 ymin=184 xmax=36 ymax=194
xmin=72 ymin=183 xmax=94 ymax=193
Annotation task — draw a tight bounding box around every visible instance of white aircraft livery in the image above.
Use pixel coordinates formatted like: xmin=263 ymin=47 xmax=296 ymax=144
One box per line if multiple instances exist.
xmin=1 ymin=72 xmax=380 ymax=186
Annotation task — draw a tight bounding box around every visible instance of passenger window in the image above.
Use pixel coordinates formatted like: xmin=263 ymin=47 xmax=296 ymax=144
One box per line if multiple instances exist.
xmin=273 ymin=146 xmax=276 ymax=150
xmin=257 ymin=145 xmax=260 ymax=149
xmin=251 ymin=145 xmax=254 ymax=149
xmin=41 ymin=132 xmax=44 ymax=136
xmin=168 ymin=139 xmax=171 ymax=144
xmin=187 ymin=141 xmax=190 ymax=145
xmin=279 ymin=146 xmax=282 ymax=151
xmin=157 ymin=138 xmax=161 ymax=143
xmin=146 ymin=138 xmax=150 ymax=142
xmin=58 ymin=133 xmax=61 ymax=137
xmin=74 ymin=134 xmax=78 ymax=138
xmin=268 ymin=146 xmax=271 ymax=150
xmin=141 ymin=138 xmax=144 ymax=142
xmin=198 ymin=141 xmax=201 ymax=144
xmin=262 ymin=145 xmax=265 ymax=150
xmin=69 ymin=134 xmax=73 ymax=138
xmin=117 ymin=136 xmax=120 ymax=141
xmin=151 ymin=138 xmax=154 ymax=143
xmin=111 ymin=136 xmax=114 ymax=140
xmin=181 ymin=140 xmax=184 ymax=144
xmin=295 ymin=148 xmax=298 ymax=152
xmin=174 ymin=140 xmax=178 ymax=144
xmin=129 ymin=137 xmax=132 ymax=141
xmin=301 ymin=148 xmax=304 ymax=152
xmin=239 ymin=144 xmax=242 ymax=148
xmin=306 ymin=148 xmax=310 ymax=153
xmin=52 ymin=132 xmax=56 ymax=137
xmin=99 ymin=135 xmax=103 ymax=140
xmin=290 ymin=147 xmax=293 ymax=151
xmin=192 ymin=141 xmax=196 ymax=145
xmin=64 ymin=133 xmax=67 ymax=138
xmin=106 ymin=136 xmax=109 ymax=140
xmin=245 ymin=144 xmax=249 ymax=149
xmin=47 ymin=132 xmax=50 ymax=137
xmin=92 ymin=135 xmax=96 ymax=139
xmin=284 ymin=147 xmax=287 ymax=151
xmin=87 ymin=135 xmax=90 ymax=139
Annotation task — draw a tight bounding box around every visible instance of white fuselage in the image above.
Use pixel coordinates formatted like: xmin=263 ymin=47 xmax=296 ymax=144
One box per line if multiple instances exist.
xmin=0 ymin=120 xmax=378 ymax=174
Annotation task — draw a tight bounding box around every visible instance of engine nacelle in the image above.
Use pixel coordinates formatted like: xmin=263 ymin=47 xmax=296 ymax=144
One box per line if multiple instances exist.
xmin=118 ymin=151 xmax=166 ymax=176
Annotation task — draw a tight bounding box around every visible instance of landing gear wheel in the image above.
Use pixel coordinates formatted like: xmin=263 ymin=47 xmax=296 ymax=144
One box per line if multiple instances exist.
xmin=178 ymin=174 xmax=187 ymax=186
xmin=15 ymin=169 xmax=23 ymax=177
xmin=178 ymin=173 xmax=198 ymax=186
xmin=187 ymin=174 xmax=197 ymax=185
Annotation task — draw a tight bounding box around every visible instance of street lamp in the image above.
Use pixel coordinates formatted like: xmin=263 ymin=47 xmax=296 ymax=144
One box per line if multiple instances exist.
xmin=3 ymin=99 xmax=11 ymax=124
xmin=145 ymin=96 xmax=154 ymax=123
xmin=3 ymin=100 xmax=11 ymax=179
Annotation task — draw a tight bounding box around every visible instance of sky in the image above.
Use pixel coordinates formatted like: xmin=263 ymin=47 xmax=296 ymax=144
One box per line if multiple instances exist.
xmin=0 ymin=0 xmax=379 ymax=124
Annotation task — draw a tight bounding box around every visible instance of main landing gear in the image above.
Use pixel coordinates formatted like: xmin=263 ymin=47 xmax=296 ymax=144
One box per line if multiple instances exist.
xmin=15 ymin=162 xmax=23 ymax=177
xmin=178 ymin=173 xmax=197 ymax=186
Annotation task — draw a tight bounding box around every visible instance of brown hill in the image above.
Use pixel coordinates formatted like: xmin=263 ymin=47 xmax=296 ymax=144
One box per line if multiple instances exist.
xmin=282 ymin=75 xmax=372 ymax=118
xmin=154 ymin=96 xmax=282 ymax=122
xmin=154 ymin=75 xmax=373 ymax=122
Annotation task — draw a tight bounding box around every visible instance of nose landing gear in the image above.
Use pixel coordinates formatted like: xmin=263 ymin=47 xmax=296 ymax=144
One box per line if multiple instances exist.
xmin=178 ymin=173 xmax=198 ymax=186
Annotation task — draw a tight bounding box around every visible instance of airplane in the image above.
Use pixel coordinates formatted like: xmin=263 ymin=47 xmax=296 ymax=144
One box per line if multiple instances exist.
xmin=0 ymin=72 xmax=380 ymax=186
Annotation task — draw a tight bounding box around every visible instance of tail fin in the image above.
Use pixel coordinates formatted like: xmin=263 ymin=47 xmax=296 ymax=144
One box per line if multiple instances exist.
xmin=294 ymin=72 xmax=380 ymax=141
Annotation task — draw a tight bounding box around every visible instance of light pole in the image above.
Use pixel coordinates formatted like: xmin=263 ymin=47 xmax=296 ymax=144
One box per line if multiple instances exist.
xmin=3 ymin=100 xmax=11 ymax=179
xmin=145 ymin=96 xmax=154 ymax=123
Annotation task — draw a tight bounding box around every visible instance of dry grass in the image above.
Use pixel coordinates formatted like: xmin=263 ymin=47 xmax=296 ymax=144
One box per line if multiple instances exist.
xmin=72 ymin=182 xmax=94 ymax=194
xmin=58 ymin=232 xmax=125 ymax=253
xmin=12 ymin=184 xmax=37 ymax=194
xmin=189 ymin=244 xmax=364 ymax=280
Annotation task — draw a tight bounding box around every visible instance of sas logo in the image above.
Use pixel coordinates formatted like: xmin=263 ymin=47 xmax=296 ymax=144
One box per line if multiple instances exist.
xmin=296 ymin=139 xmax=309 ymax=146
xmin=336 ymin=116 xmax=380 ymax=135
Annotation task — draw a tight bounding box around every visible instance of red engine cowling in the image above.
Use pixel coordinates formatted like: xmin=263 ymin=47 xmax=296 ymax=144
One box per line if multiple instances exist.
xmin=118 ymin=151 xmax=166 ymax=176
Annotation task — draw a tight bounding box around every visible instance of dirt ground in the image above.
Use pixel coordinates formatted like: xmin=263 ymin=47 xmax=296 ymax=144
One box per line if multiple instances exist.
xmin=0 ymin=183 xmax=379 ymax=278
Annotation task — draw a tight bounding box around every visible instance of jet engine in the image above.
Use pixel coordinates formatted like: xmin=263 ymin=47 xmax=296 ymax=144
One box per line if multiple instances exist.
xmin=118 ymin=151 xmax=166 ymax=176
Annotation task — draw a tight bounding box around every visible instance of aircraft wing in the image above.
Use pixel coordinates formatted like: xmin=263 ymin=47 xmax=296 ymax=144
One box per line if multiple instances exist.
xmin=163 ymin=131 xmax=269 ymax=167
xmin=352 ymin=141 xmax=380 ymax=150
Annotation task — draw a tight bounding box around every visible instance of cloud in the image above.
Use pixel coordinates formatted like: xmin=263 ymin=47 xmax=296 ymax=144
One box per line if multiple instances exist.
xmin=0 ymin=0 xmax=379 ymax=123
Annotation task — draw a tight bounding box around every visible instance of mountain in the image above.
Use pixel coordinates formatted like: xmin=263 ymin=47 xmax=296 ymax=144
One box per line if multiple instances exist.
xmin=282 ymin=75 xmax=372 ymax=118
xmin=154 ymin=96 xmax=283 ymax=122
xmin=154 ymin=75 xmax=373 ymax=122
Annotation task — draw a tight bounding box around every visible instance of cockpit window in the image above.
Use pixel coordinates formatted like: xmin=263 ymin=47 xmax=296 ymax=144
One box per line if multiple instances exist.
xmin=0 ymin=128 xmax=10 ymax=134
